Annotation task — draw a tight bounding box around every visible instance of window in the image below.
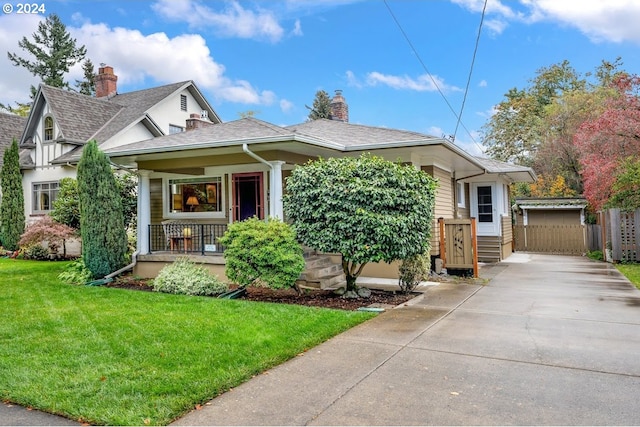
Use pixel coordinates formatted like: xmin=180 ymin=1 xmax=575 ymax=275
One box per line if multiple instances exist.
xmin=33 ymin=181 xmax=59 ymax=213
xmin=456 ymin=182 xmax=466 ymax=208
xmin=169 ymin=177 xmax=222 ymax=214
xmin=43 ymin=116 xmax=54 ymax=141
xmin=477 ymin=186 xmax=493 ymax=223
xmin=169 ymin=124 xmax=184 ymax=134
xmin=180 ymin=94 xmax=187 ymax=111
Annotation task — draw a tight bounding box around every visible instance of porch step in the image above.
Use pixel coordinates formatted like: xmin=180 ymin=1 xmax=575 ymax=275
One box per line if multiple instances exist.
xmin=297 ymin=255 xmax=346 ymax=290
xmin=477 ymin=236 xmax=501 ymax=263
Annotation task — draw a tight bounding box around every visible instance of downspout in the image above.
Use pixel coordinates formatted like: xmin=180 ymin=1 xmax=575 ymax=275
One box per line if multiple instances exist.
xmin=242 ymin=143 xmax=275 ymax=220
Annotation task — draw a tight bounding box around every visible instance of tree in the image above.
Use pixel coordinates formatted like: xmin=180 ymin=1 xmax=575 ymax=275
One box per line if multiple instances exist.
xmin=8 ymin=13 xmax=86 ymax=97
xmin=75 ymin=59 xmax=95 ymax=96
xmin=52 ymin=173 xmax=137 ymax=231
xmin=574 ymin=74 xmax=640 ymax=210
xmin=77 ymin=140 xmax=127 ymax=278
xmin=305 ymin=90 xmax=332 ymax=121
xmin=283 ymin=154 xmax=437 ymax=297
xmin=606 ymin=157 xmax=640 ymax=211
xmin=0 ymin=140 xmax=25 ymax=250
xmin=0 ymin=102 xmax=31 ymax=117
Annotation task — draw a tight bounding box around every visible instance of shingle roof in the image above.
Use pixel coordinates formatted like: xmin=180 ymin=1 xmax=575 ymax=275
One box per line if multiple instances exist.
xmin=106 ymin=117 xmax=295 ymax=155
xmin=0 ymin=112 xmax=27 ymax=168
xmin=286 ymin=119 xmax=438 ymax=146
xmin=473 ymin=156 xmax=533 ymax=174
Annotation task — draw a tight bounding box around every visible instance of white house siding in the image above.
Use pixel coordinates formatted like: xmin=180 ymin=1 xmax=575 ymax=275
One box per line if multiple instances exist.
xmin=146 ymin=89 xmax=207 ymax=135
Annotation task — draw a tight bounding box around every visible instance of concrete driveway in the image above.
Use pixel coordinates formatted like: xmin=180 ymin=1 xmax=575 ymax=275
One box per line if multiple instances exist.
xmin=174 ymin=253 xmax=640 ymax=426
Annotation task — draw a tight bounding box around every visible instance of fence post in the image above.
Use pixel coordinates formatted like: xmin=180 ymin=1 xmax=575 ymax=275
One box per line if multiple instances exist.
xmin=471 ymin=218 xmax=478 ymax=278
xmin=438 ymin=217 xmax=446 ymax=268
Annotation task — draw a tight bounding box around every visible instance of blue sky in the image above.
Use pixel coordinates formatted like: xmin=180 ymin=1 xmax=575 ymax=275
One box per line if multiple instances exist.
xmin=1 ymin=0 xmax=640 ymax=156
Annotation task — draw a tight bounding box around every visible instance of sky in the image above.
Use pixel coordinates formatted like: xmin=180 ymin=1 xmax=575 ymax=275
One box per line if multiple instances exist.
xmin=1 ymin=0 xmax=640 ymax=157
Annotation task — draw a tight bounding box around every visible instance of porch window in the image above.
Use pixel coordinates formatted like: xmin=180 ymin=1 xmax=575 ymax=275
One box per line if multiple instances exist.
xmin=457 ymin=182 xmax=466 ymax=208
xmin=169 ymin=177 xmax=222 ymax=214
xmin=43 ymin=116 xmax=54 ymax=141
xmin=33 ymin=181 xmax=59 ymax=213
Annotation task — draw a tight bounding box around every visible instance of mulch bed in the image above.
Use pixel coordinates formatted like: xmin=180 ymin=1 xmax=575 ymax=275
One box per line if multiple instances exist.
xmin=107 ymin=274 xmax=417 ymax=311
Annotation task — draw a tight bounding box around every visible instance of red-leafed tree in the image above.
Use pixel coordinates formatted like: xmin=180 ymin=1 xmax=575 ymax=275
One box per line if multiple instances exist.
xmin=574 ymin=74 xmax=640 ymax=210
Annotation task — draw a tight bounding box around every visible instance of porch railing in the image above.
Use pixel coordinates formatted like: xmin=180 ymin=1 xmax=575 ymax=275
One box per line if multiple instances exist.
xmin=148 ymin=223 xmax=228 ymax=255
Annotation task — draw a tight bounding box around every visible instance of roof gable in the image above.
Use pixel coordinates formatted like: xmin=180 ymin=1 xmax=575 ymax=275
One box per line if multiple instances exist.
xmin=0 ymin=112 xmax=27 ymax=168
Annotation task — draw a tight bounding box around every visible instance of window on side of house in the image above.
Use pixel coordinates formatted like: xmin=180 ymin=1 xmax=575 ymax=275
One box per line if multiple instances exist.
xmin=32 ymin=181 xmax=59 ymax=213
xmin=169 ymin=177 xmax=222 ymax=214
xmin=457 ymin=182 xmax=466 ymax=208
xmin=169 ymin=124 xmax=184 ymax=134
xmin=43 ymin=116 xmax=54 ymax=141
xmin=180 ymin=94 xmax=187 ymax=111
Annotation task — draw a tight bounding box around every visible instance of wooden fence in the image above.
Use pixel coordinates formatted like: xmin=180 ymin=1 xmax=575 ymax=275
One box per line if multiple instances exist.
xmin=602 ymin=208 xmax=640 ymax=262
xmin=513 ymin=224 xmax=587 ymax=255
xmin=438 ymin=218 xmax=478 ymax=277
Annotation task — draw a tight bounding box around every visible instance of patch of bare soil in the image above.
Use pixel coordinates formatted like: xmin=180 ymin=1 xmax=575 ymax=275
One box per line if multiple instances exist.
xmin=107 ymin=274 xmax=417 ymax=311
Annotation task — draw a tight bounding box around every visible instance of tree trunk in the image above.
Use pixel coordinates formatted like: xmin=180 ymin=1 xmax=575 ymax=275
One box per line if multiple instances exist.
xmin=345 ymin=273 xmax=357 ymax=293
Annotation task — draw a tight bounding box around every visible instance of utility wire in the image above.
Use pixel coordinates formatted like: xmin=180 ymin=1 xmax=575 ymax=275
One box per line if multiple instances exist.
xmin=454 ymin=0 xmax=487 ymax=143
xmin=383 ymin=0 xmax=484 ymax=153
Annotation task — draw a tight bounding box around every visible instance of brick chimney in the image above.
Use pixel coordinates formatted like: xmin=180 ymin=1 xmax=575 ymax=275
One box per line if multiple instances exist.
xmin=95 ymin=65 xmax=118 ymax=98
xmin=186 ymin=113 xmax=214 ymax=131
xmin=330 ymin=89 xmax=349 ymax=122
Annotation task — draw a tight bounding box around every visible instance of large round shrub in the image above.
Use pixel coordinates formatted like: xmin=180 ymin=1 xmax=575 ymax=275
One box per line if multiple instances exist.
xmin=152 ymin=258 xmax=228 ymax=296
xmin=218 ymin=217 xmax=305 ymax=290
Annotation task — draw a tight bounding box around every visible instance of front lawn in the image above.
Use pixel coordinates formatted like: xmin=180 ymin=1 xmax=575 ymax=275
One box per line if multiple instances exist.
xmin=615 ymin=263 xmax=640 ymax=290
xmin=0 ymin=259 xmax=375 ymax=425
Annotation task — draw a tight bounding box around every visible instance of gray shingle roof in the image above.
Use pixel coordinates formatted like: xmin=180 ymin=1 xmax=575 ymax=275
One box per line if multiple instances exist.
xmin=0 ymin=112 xmax=26 ymax=168
xmin=286 ymin=119 xmax=438 ymax=146
xmin=473 ymin=156 xmax=532 ymax=173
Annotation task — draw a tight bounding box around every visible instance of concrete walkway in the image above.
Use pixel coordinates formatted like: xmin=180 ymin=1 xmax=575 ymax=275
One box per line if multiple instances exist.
xmin=173 ymin=253 xmax=640 ymax=426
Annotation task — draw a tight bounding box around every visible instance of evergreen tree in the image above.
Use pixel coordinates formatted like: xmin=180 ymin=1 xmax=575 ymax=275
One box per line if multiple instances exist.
xmin=0 ymin=140 xmax=25 ymax=250
xmin=8 ymin=13 xmax=86 ymax=97
xmin=75 ymin=59 xmax=96 ymax=96
xmin=305 ymin=90 xmax=332 ymax=121
xmin=77 ymin=140 xmax=127 ymax=278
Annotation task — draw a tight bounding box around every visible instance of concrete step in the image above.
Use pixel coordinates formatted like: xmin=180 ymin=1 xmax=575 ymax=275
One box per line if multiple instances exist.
xmin=299 ymin=273 xmax=346 ymax=290
xmin=300 ymin=263 xmax=343 ymax=280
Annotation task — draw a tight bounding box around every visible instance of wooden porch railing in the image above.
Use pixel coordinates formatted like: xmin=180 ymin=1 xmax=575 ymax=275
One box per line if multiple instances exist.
xmin=148 ymin=223 xmax=228 ymax=255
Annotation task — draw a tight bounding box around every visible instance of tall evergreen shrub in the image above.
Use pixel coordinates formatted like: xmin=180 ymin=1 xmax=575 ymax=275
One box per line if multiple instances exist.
xmin=0 ymin=140 xmax=25 ymax=250
xmin=77 ymin=140 xmax=127 ymax=278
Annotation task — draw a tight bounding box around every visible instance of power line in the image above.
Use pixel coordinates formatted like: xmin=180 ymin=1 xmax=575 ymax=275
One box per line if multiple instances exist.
xmin=454 ymin=0 xmax=488 ymax=143
xmin=383 ymin=0 xmax=484 ymax=153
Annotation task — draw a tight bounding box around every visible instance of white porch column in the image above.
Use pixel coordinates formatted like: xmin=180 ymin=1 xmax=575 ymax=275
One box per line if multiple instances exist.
xmin=137 ymin=170 xmax=151 ymax=254
xmin=270 ymin=161 xmax=285 ymax=219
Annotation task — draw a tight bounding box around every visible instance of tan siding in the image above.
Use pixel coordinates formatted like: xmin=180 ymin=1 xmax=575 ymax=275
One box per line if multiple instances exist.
xmin=502 ymin=214 xmax=512 ymax=244
xmin=528 ymin=210 xmax=581 ymax=225
xmin=457 ymin=183 xmax=471 ymax=219
xmin=422 ymin=166 xmax=453 ymax=256
xmin=150 ymin=178 xmax=163 ymax=224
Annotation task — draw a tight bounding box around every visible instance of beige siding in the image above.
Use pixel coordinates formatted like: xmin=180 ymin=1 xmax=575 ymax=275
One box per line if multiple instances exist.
xmin=150 ymin=179 xmax=163 ymax=224
xmin=422 ymin=166 xmax=453 ymax=256
xmin=457 ymin=183 xmax=471 ymax=219
xmin=528 ymin=210 xmax=581 ymax=225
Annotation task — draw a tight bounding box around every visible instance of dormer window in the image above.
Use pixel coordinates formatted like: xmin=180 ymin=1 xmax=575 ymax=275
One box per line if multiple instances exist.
xmin=43 ymin=116 xmax=54 ymax=141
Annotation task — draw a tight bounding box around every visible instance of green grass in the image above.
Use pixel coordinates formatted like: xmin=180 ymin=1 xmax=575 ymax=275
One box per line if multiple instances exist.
xmin=615 ymin=263 xmax=640 ymax=290
xmin=0 ymin=259 xmax=375 ymax=425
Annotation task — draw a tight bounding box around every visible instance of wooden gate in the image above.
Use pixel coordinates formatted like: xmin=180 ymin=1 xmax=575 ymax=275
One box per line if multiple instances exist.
xmin=513 ymin=224 xmax=586 ymax=255
xmin=438 ymin=218 xmax=478 ymax=277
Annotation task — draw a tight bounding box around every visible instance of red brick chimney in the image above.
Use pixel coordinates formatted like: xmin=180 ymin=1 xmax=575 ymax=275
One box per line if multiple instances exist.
xmin=95 ymin=65 xmax=118 ymax=98
xmin=186 ymin=113 xmax=214 ymax=131
xmin=330 ymin=89 xmax=349 ymax=122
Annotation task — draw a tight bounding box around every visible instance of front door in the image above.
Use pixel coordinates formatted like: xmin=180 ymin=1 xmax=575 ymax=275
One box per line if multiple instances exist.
xmin=232 ymin=172 xmax=264 ymax=221
xmin=471 ymin=183 xmax=499 ymax=236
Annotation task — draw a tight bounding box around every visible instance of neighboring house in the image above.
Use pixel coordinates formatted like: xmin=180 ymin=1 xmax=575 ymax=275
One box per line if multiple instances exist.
xmin=17 ymin=65 xmax=220 ymax=222
xmin=105 ymin=113 xmax=536 ymax=279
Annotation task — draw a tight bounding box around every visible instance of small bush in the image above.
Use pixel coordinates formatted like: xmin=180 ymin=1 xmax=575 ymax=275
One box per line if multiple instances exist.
xmin=23 ymin=244 xmax=50 ymax=260
xmin=218 ymin=217 xmax=305 ymax=291
xmin=398 ymin=253 xmax=429 ymax=294
xmin=19 ymin=215 xmax=76 ymax=256
xmin=587 ymin=250 xmax=604 ymax=261
xmin=58 ymin=258 xmax=94 ymax=285
xmin=152 ymin=257 xmax=228 ymax=296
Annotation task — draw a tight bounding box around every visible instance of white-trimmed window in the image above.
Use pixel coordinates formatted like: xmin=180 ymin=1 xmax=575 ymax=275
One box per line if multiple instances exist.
xmin=169 ymin=124 xmax=184 ymax=134
xmin=457 ymin=182 xmax=466 ymax=208
xmin=43 ymin=116 xmax=54 ymax=141
xmin=169 ymin=177 xmax=222 ymax=215
xmin=33 ymin=181 xmax=59 ymax=213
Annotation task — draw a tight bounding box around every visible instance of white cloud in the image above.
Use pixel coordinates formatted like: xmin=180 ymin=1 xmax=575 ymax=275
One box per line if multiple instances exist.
xmin=478 ymin=80 xmax=488 ymax=87
xmin=451 ymin=0 xmax=640 ymax=44
xmin=366 ymin=72 xmax=462 ymax=93
xmin=0 ymin=14 xmax=47 ymax=105
xmin=291 ymin=19 xmax=303 ymax=36
xmin=280 ymin=98 xmax=294 ymax=113
xmin=152 ymin=0 xmax=285 ymax=43
xmin=0 ymin=14 xmax=279 ymax=107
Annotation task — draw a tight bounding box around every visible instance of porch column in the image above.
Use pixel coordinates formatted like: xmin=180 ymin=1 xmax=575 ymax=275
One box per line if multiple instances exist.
xmin=137 ymin=170 xmax=151 ymax=254
xmin=269 ymin=161 xmax=285 ymax=219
